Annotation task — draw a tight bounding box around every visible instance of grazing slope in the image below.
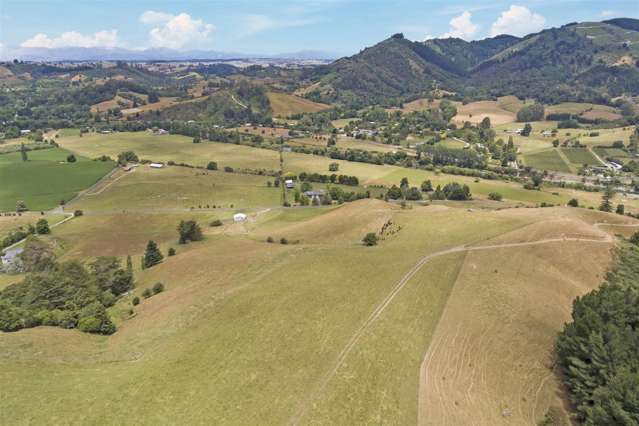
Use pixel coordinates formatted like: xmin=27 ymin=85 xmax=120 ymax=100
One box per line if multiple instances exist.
xmin=419 ymin=210 xmax=638 ymax=425
xmin=267 ymin=92 xmax=330 ymax=117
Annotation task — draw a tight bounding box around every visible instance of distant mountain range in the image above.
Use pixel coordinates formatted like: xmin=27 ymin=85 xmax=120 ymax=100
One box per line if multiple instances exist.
xmin=305 ymin=18 xmax=639 ymax=107
xmin=0 ymin=46 xmax=341 ymax=62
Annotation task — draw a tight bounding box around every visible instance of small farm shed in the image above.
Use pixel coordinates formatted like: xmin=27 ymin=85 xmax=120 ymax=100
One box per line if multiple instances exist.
xmin=149 ymin=163 xmax=164 ymax=169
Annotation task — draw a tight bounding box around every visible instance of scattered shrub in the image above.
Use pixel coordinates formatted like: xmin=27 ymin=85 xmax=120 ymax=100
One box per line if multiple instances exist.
xmin=362 ymin=233 xmax=378 ymax=246
xmin=152 ymin=282 xmax=165 ymax=294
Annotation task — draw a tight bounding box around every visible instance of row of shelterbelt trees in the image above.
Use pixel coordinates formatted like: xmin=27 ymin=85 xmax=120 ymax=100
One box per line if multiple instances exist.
xmin=557 ymin=232 xmax=639 ymax=424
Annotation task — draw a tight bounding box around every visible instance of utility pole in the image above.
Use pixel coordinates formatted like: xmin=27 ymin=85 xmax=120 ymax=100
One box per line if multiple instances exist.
xmin=279 ymin=147 xmax=287 ymax=206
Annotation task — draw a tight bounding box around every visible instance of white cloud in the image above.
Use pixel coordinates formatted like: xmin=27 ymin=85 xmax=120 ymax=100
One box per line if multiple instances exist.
xmin=139 ymin=10 xmax=173 ymax=24
xmin=601 ymin=10 xmax=616 ymax=18
xmin=20 ymin=30 xmax=119 ymax=48
xmin=441 ymin=11 xmax=479 ymax=40
xmin=239 ymin=14 xmax=315 ymax=38
xmin=490 ymin=5 xmax=546 ymax=37
xmin=140 ymin=11 xmax=215 ymax=49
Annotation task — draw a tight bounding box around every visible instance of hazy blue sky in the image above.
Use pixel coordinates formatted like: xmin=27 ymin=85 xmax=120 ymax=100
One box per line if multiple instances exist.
xmin=1 ymin=0 xmax=638 ymax=55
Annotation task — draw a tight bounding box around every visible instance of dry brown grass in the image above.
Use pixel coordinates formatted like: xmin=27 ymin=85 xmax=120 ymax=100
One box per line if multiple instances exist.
xmin=267 ymin=92 xmax=330 ymax=117
xmin=453 ymin=101 xmax=517 ymax=125
xmin=90 ymin=95 xmax=133 ymax=113
xmin=580 ymin=109 xmax=623 ymax=121
xmin=253 ymin=199 xmax=397 ymax=245
xmin=418 ymin=211 xmax=616 ymax=425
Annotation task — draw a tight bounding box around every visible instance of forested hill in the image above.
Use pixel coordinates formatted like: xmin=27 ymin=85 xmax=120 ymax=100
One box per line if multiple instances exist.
xmin=305 ymin=18 xmax=639 ymax=107
xmin=424 ymin=34 xmax=521 ymax=70
xmin=306 ymin=34 xmax=466 ymax=107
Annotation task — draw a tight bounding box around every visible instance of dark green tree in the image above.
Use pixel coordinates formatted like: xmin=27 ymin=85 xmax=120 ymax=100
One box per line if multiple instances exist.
xmin=177 ymin=220 xmax=203 ymax=244
xmin=599 ymin=186 xmax=615 ymax=212
xmin=35 ymin=219 xmax=50 ymax=235
xmin=143 ymin=240 xmax=163 ymax=268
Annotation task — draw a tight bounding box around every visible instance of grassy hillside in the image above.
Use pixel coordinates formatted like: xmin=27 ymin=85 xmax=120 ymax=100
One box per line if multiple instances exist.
xmin=267 ymin=92 xmax=330 ymax=117
xmin=2 ymin=197 xmax=636 ymax=424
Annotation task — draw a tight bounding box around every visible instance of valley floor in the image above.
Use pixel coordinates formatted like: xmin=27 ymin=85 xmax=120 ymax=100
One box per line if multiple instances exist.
xmin=2 ymin=131 xmax=639 ymax=425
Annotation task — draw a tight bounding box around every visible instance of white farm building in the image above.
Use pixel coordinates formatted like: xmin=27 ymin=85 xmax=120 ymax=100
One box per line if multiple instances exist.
xmin=233 ymin=213 xmax=248 ymax=222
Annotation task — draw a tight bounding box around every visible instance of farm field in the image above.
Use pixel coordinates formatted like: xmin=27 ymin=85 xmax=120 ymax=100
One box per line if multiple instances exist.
xmin=0 ymin=147 xmax=114 ymax=211
xmin=560 ymin=147 xmax=602 ymax=166
xmin=452 ymin=100 xmax=517 ymax=125
xmin=522 ymin=149 xmax=571 ymax=173
xmin=267 ymin=91 xmax=330 ymax=117
xmin=593 ymin=146 xmax=636 ymax=162
xmin=545 ymin=102 xmax=622 ymax=121
xmin=289 ymin=135 xmax=404 ymax=153
xmin=70 ymin=165 xmax=281 ymax=212
xmin=55 ymin=131 xmax=639 ymax=210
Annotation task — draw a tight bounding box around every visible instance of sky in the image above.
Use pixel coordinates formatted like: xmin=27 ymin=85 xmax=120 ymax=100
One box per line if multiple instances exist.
xmin=0 ymin=0 xmax=638 ymax=55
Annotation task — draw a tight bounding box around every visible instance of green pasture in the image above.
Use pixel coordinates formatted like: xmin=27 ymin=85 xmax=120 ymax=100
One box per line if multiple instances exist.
xmin=0 ymin=148 xmax=114 ymax=211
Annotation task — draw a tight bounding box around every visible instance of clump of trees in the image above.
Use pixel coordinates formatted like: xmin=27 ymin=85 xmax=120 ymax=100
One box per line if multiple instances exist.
xmin=516 ymin=103 xmax=545 ymax=122
xmin=0 ymin=238 xmax=133 ymax=334
xmin=430 ymin=182 xmax=472 ymax=201
xmin=556 ymin=242 xmax=639 ymax=424
xmin=35 ymin=219 xmax=50 ymax=234
xmin=177 ymin=220 xmax=203 ymax=244
xmin=117 ymin=151 xmax=139 ymax=165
